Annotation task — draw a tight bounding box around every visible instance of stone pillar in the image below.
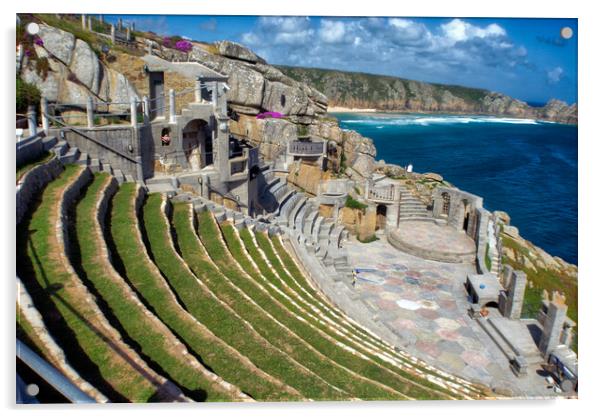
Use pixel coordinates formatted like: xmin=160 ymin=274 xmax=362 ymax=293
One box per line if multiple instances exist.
xmin=215 ymin=116 xmax=230 ymax=182
xmin=131 ymin=22 xmax=135 ymax=32
xmin=504 ymin=269 xmax=527 ymax=319
xmin=40 ymin=97 xmax=49 ymax=134
xmin=211 ymin=81 xmax=218 ymax=108
xmin=126 ymin=27 xmax=131 ymax=41
xmin=87 ymin=17 xmax=92 ymax=31
xmin=27 ymin=105 xmax=37 ymax=136
xmin=81 ymin=14 xmax=86 ymax=30
xmin=168 ymin=89 xmax=176 ymax=123
xmin=194 ymin=78 xmax=202 ymax=103
xmin=135 ymin=156 xmax=144 ymax=184
xmin=110 ymin=24 xmax=116 ymax=43
xmin=99 ymin=15 xmax=103 ymax=24
xmin=86 ymin=96 xmax=94 ymax=128
xmin=364 ymin=179 xmax=370 ymax=199
xmin=130 ymin=98 xmax=138 ymax=127
xmin=118 ymin=18 xmax=123 ymax=31
xmin=142 ymin=95 xmax=150 ymax=124
xmin=539 ymin=292 xmax=568 ymax=356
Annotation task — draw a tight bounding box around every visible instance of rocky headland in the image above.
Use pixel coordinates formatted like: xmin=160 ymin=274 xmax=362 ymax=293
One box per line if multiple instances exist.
xmin=277 ymin=66 xmax=578 ymax=125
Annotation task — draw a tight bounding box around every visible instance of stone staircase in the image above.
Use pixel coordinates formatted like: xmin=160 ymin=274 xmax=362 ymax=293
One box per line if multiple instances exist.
xmin=489 ymin=241 xmax=501 ymax=276
xmin=256 ymin=174 xmax=351 ymax=275
xmin=476 ymin=315 xmax=542 ymax=366
xmin=398 ymin=187 xmax=431 ymax=222
xmin=51 ymin=139 xmax=129 ymax=184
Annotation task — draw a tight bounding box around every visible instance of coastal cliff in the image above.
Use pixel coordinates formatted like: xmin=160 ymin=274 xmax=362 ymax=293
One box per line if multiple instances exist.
xmin=277 ymin=66 xmax=578 ymax=125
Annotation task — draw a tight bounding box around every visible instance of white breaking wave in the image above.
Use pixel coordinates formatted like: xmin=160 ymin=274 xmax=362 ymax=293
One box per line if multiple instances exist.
xmin=340 ymin=114 xmax=540 ymax=126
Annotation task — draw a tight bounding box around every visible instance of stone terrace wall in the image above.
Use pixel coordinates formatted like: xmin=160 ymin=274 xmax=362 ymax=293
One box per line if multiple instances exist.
xmin=16 ymin=158 xmax=64 ymax=225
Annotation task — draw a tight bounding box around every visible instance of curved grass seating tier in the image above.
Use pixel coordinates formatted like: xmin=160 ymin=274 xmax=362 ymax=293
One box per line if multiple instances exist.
xmin=195 ymin=210 xmax=419 ymax=400
xmin=226 ymin=224 xmax=468 ymax=400
xmin=268 ymin=233 xmax=485 ymax=397
xmin=76 ymin=177 xmax=242 ymax=403
xmin=141 ymin=193 xmax=301 ymax=402
xmin=107 ymin=184 xmax=249 ymax=402
xmin=16 ymin=166 xmax=170 ymax=402
xmin=170 ymin=202 xmax=346 ymax=401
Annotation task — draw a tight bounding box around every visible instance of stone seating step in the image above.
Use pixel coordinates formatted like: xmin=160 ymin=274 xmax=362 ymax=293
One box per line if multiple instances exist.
xmin=288 ymin=197 xmax=307 ymax=227
xmin=112 ymin=169 xmax=126 ymax=185
xmin=303 ymin=210 xmax=319 ymax=239
xmin=76 ymin=152 xmax=89 ymax=166
xmin=294 ymin=203 xmax=310 ymax=231
xmin=312 ymin=216 xmax=325 ymax=243
xmin=59 ymin=146 xmax=80 ymax=164
xmin=318 ymin=221 xmax=335 ymax=241
xmin=52 ymin=140 xmax=68 ymax=157
xmin=89 ymin=158 xmax=102 ymax=173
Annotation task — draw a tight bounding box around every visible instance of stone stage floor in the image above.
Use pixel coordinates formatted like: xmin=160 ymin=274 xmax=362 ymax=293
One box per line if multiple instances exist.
xmin=346 ymin=236 xmax=556 ymax=397
xmin=388 ymin=221 xmax=476 ymax=262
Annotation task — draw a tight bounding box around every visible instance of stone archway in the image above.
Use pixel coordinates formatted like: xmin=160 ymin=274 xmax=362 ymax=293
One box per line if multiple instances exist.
xmin=376 ymin=204 xmax=387 ymax=231
xmin=182 ymin=119 xmax=209 ymax=171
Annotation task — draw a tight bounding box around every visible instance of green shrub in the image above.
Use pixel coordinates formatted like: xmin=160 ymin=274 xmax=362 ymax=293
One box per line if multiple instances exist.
xmin=358 ymin=234 xmax=379 ymax=243
xmin=16 ymin=76 xmax=41 ymax=113
xmin=345 ymin=195 xmax=367 ymax=211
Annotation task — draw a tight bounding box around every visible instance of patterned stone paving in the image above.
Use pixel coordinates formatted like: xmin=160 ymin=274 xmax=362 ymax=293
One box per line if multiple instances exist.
xmin=345 ymin=236 xmax=560 ymax=397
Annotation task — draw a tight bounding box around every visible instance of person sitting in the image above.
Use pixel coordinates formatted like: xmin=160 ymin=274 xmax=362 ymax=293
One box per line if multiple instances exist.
xmin=161 ymin=133 xmax=171 ymax=146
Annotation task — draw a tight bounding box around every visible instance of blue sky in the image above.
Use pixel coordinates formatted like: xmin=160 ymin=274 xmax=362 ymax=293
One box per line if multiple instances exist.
xmin=103 ymin=15 xmax=577 ymax=104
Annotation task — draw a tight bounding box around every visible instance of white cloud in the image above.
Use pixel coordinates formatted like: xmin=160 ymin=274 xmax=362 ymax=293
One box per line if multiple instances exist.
xmin=440 ymin=19 xmax=506 ymax=43
xmin=236 ymin=16 xmax=532 ymax=89
xmin=547 ymin=67 xmax=564 ymax=84
xmin=319 ymin=20 xmax=346 ymax=44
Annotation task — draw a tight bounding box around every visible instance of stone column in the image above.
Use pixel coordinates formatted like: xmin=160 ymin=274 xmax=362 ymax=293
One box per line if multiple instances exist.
xmin=81 ymin=14 xmax=86 ymax=30
xmin=99 ymin=15 xmax=103 ymax=24
xmin=27 ymin=105 xmax=37 ymax=136
xmin=87 ymin=17 xmax=92 ymax=31
xmin=126 ymin=27 xmax=131 ymax=41
xmin=504 ymin=269 xmax=527 ymax=319
xmin=86 ymin=96 xmax=94 ymax=128
xmin=40 ymin=97 xmax=49 ymax=134
xmin=194 ymin=79 xmax=202 ymax=103
xmin=118 ymin=18 xmax=123 ymax=31
xmin=142 ymin=96 xmax=150 ymax=124
xmin=539 ymin=292 xmax=568 ymax=356
xmin=110 ymin=24 xmax=116 ymax=43
xmin=168 ymin=89 xmax=176 ymax=123
xmin=364 ymin=179 xmax=370 ymax=199
xmin=130 ymin=98 xmax=138 ymax=127
xmin=211 ymin=81 xmax=219 ymax=110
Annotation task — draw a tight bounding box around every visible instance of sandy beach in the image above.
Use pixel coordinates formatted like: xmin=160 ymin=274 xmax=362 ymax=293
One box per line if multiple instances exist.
xmin=327 ymin=106 xmax=377 ymax=113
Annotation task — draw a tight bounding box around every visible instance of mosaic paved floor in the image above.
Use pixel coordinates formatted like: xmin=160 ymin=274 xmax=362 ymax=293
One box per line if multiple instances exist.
xmin=346 ymin=237 xmax=554 ymax=395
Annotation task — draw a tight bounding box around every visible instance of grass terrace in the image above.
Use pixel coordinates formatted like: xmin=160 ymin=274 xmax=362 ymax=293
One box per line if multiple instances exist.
xmin=78 ymin=177 xmax=237 ymax=402
xmin=198 ymin=211 xmax=439 ymax=400
xmin=16 ymin=166 xmax=159 ymax=402
xmin=170 ymin=202 xmax=347 ymax=400
xmin=141 ymin=194 xmax=301 ymax=401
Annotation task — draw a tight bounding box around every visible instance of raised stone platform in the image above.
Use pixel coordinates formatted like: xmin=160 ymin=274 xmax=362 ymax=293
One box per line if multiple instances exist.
xmin=388 ymin=221 xmax=476 ymax=263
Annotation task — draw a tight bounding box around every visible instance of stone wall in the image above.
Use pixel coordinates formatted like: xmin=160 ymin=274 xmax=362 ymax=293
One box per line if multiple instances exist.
xmin=16 ymin=157 xmax=63 ymax=225
xmin=62 ymin=126 xmax=140 ymax=179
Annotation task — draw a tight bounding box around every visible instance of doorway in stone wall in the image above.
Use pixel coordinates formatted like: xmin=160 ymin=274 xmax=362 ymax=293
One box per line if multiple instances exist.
xmin=182 ymin=119 xmax=208 ymax=171
xmin=376 ymin=204 xmax=387 ymax=231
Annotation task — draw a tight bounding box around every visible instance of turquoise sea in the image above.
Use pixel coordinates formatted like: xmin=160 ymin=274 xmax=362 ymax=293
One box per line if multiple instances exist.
xmin=332 ymin=113 xmax=578 ymax=265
